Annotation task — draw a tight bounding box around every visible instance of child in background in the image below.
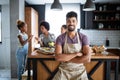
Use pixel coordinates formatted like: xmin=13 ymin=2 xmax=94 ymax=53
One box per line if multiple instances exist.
xmin=61 ymin=24 xmax=67 ymax=34
xmin=16 ymin=20 xmax=33 ymax=80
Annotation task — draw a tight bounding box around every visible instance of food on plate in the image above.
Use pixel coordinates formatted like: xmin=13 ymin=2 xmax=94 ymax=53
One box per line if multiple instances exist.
xmin=37 ymin=47 xmax=55 ymax=55
xmin=48 ymin=42 xmax=55 ymax=47
xmin=92 ymin=45 xmax=106 ymax=53
xmin=43 ymin=47 xmax=51 ymax=51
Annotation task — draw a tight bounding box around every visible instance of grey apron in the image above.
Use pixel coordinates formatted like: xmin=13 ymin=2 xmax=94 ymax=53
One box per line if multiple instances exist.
xmin=53 ymin=33 xmax=88 ymax=80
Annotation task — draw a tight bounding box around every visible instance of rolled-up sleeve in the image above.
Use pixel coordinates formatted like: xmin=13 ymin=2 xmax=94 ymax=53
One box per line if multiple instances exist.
xmin=55 ymin=33 xmax=66 ymax=47
xmin=80 ymin=33 xmax=90 ymax=46
xmin=56 ymin=35 xmax=63 ymax=46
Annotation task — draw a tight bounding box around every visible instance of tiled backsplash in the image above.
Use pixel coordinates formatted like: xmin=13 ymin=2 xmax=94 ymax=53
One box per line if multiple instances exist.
xmin=80 ymin=30 xmax=120 ymax=47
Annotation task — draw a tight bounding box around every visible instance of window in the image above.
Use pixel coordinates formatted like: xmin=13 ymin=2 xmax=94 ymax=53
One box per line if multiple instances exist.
xmin=45 ymin=3 xmax=80 ymax=38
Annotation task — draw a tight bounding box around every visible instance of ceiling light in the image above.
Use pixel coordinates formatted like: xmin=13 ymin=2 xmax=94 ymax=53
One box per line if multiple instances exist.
xmin=83 ymin=0 xmax=95 ymax=11
xmin=51 ymin=0 xmax=62 ymax=10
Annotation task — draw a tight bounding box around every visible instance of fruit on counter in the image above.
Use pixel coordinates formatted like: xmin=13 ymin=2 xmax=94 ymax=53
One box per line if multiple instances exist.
xmin=48 ymin=42 xmax=55 ymax=47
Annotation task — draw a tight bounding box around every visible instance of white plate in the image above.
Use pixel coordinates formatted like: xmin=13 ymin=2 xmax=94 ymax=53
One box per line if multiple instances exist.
xmin=37 ymin=47 xmax=55 ymax=54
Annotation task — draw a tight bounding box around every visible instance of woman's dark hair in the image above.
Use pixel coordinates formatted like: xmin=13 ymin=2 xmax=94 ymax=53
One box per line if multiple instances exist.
xmin=40 ymin=21 xmax=50 ymax=31
xmin=66 ymin=11 xmax=77 ymax=20
xmin=62 ymin=25 xmax=67 ymax=29
xmin=17 ymin=20 xmax=25 ymax=30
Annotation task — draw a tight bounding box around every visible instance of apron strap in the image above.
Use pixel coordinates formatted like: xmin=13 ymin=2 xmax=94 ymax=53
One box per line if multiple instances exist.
xmin=63 ymin=32 xmax=81 ymax=53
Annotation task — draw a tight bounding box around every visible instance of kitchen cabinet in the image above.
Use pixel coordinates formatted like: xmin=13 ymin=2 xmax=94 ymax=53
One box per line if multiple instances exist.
xmin=25 ymin=7 xmax=38 ymax=54
xmin=93 ymin=3 xmax=120 ymax=30
xmin=107 ymin=48 xmax=120 ymax=72
xmin=82 ymin=3 xmax=120 ymax=30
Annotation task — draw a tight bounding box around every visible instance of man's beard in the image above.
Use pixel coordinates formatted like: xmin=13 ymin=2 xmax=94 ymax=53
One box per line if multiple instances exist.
xmin=68 ymin=25 xmax=75 ymax=32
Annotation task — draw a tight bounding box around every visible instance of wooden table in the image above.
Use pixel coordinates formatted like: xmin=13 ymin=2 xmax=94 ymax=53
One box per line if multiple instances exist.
xmin=27 ymin=51 xmax=119 ymax=80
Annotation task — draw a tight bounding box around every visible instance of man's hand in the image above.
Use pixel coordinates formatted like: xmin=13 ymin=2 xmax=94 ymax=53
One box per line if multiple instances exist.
xmin=76 ymin=52 xmax=83 ymax=57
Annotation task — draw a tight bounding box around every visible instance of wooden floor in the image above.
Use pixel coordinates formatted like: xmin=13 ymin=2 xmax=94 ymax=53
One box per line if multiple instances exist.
xmin=0 ymin=69 xmax=120 ymax=80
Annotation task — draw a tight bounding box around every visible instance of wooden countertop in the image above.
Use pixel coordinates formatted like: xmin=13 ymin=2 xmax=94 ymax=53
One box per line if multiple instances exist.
xmin=91 ymin=53 xmax=119 ymax=59
xmin=28 ymin=50 xmax=119 ymax=59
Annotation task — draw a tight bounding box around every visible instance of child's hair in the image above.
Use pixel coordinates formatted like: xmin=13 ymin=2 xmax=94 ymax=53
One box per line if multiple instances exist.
xmin=62 ymin=25 xmax=67 ymax=29
xmin=16 ymin=20 xmax=25 ymax=30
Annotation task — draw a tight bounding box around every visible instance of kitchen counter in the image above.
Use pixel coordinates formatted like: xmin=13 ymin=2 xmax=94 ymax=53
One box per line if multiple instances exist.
xmin=27 ymin=50 xmax=119 ymax=80
xmin=107 ymin=47 xmax=120 ymax=49
xmin=106 ymin=48 xmax=120 ymax=55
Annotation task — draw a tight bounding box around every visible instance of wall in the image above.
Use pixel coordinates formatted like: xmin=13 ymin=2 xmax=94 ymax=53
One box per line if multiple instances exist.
xmin=0 ymin=0 xmax=10 ymax=69
xmin=10 ymin=0 xmax=25 ymax=78
xmin=19 ymin=0 xmax=25 ymax=20
xmin=0 ymin=6 xmax=1 ymax=42
xmin=0 ymin=0 xmax=25 ymax=78
xmin=80 ymin=30 xmax=120 ymax=47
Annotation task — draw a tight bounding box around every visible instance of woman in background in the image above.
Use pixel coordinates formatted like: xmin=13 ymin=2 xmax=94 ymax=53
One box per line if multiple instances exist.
xmin=36 ymin=21 xmax=55 ymax=47
xmin=16 ymin=20 xmax=33 ymax=80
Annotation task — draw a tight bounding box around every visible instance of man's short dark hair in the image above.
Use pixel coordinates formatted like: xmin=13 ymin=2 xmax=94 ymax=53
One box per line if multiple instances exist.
xmin=66 ymin=11 xmax=77 ymax=20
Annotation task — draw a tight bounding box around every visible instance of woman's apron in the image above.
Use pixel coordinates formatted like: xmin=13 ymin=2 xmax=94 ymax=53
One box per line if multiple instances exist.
xmin=53 ymin=33 xmax=88 ymax=80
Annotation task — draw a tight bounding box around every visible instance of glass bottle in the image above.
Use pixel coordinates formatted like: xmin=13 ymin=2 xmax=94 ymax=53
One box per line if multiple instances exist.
xmin=105 ymin=37 xmax=109 ymax=47
xmin=103 ymin=5 xmax=107 ymax=11
xmin=99 ymin=6 xmax=102 ymax=11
